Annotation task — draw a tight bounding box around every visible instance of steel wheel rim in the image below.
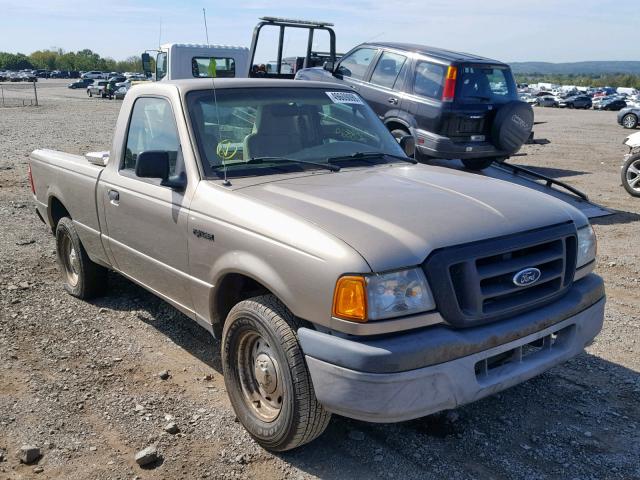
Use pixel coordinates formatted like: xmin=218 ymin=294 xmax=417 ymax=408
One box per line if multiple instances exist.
xmin=623 ymin=115 xmax=636 ymax=128
xmin=626 ymin=159 xmax=640 ymax=192
xmin=236 ymin=329 xmax=284 ymax=422
xmin=61 ymin=234 xmax=79 ymax=286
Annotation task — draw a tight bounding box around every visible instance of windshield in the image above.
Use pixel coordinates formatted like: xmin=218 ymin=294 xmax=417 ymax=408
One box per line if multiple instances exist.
xmin=186 ymin=87 xmax=406 ymax=179
xmin=457 ymin=65 xmax=518 ymax=104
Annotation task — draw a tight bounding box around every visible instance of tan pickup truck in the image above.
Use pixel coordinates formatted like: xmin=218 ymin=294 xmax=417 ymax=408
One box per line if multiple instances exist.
xmin=29 ymin=79 xmax=604 ymax=451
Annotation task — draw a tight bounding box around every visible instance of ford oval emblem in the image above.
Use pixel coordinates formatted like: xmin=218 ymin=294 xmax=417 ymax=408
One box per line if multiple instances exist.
xmin=513 ymin=267 xmax=542 ymax=287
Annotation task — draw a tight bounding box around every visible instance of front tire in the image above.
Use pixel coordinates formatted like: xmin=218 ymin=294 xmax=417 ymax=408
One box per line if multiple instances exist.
xmin=622 ymin=113 xmax=638 ymax=129
xmin=55 ymin=217 xmax=107 ymax=298
xmin=222 ymin=295 xmax=330 ymax=451
xmin=622 ymin=154 xmax=640 ymax=197
xmin=461 ymin=158 xmax=495 ymax=170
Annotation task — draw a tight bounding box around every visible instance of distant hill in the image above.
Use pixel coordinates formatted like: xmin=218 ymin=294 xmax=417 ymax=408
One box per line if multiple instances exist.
xmin=510 ymin=61 xmax=640 ymax=75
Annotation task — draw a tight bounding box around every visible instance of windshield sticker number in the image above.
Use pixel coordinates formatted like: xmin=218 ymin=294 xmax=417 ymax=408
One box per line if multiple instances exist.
xmin=326 ymin=91 xmax=364 ymax=105
xmin=216 ymin=140 xmax=237 ymax=160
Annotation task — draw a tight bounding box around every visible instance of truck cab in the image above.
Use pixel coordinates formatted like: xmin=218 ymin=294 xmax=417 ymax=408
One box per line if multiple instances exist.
xmin=150 ymin=43 xmax=250 ymax=81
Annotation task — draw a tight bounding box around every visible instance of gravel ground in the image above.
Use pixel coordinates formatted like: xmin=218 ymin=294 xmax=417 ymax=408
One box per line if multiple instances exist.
xmin=1 ymin=80 xmax=639 ymax=480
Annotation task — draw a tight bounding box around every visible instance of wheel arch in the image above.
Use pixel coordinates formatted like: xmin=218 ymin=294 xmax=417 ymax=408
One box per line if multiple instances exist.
xmin=48 ymin=195 xmax=71 ymax=232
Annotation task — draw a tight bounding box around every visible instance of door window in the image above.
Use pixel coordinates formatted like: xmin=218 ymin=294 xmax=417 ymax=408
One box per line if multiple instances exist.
xmin=336 ymin=48 xmax=377 ymax=80
xmin=369 ymin=52 xmax=407 ymax=89
xmin=122 ymin=97 xmax=181 ymax=177
xmin=156 ymin=52 xmax=167 ymax=80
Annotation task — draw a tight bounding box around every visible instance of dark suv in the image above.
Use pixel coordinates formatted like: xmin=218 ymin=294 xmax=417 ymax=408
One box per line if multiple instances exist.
xmin=295 ymin=42 xmax=533 ymax=170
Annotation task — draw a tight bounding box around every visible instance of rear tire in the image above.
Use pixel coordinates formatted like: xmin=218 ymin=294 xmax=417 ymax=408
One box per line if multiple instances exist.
xmin=222 ymin=295 xmax=330 ymax=451
xmin=461 ymin=158 xmax=495 ymax=171
xmin=55 ymin=217 xmax=107 ymax=299
xmin=622 ymin=154 xmax=640 ymax=197
xmin=622 ymin=113 xmax=638 ymax=129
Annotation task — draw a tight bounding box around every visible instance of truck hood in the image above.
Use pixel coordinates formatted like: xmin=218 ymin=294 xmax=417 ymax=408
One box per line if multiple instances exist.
xmin=234 ymin=164 xmax=586 ymax=271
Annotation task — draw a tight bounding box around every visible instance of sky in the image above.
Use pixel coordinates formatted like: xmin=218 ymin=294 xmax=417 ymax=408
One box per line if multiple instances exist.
xmin=0 ymin=0 xmax=638 ymax=63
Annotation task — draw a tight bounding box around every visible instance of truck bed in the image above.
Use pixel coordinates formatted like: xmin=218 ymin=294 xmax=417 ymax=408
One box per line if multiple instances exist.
xmin=30 ymin=148 xmax=110 ymax=267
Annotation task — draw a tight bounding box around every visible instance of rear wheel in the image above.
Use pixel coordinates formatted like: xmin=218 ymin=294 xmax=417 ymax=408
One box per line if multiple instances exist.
xmin=622 ymin=154 xmax=640 ymax=197
xmin=222 ymin=295 xmax=330 ymax=451
xmin=461 ymin=158 xmax=496 ymax=171
xmin=622 ymin=113 xmax=638 ymax=129
xmin=55 ymin=217 xmax=107 ymax=298
xmin=390 ymin=128 xmax=413 ymax=156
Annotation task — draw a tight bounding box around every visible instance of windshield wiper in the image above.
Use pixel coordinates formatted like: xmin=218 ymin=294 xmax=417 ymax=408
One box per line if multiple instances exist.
xmin=328 ymin=151 xmax=417 ymax=165
xmin=246 ymin=156 xmax=340 ymax=172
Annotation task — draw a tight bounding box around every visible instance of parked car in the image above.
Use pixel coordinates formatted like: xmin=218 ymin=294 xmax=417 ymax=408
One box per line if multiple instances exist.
xmin=618 ymin=107 xmax=640 ymax=129
xmin=536 ymin=96 xmax=558 ymax=107
xmin=595 ymin=98 xmax=627 ymax=111
xmin=558 ymin=95 xmax=592 ymax=109
xmin=29 ymin=78 xmax=604 ymax=452
xmin=295 ymin=42 xmax=533 ymax=170
xmin=107 ymin=75 xmax=126 ymax=84
xmin=87 ymin=80 xmax=108 ymax=97
xmin=68 ymin=78 xmax=94 ymax=89
xmin=82 ymin=71 xmax=106 ymax=80
xmin=114 ymin=86 xmax=128 ymax=100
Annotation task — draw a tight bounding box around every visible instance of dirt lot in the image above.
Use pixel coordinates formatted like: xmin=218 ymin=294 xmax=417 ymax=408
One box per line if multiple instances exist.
xmin=1 ymin=79 xmax=639 ymax=480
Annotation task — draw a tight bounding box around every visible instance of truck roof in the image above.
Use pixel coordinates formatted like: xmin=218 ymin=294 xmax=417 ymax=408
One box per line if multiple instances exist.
xmin=135 ymin=78 xmax=353 ymax=94
xmin=161 ymin=43 xmax=248 ymax=51
xmin=365 ymin=42 xmax=507 ymax=65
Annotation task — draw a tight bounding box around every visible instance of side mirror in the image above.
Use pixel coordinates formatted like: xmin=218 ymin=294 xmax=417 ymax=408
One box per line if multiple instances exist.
xmin=141 ymin=53 xmax=152 ymax=77
xmin=399 ymin=135 xmax=416 ymax=157
xmin=136 ymin=150 xmax=169 ymax=180
xmin=323 ymin=61 xmax=335 ymax=73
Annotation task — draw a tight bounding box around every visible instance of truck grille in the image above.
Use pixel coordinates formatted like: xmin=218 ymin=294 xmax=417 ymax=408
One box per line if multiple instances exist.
xmin=424 ymin=223 xmax=577 ymax=327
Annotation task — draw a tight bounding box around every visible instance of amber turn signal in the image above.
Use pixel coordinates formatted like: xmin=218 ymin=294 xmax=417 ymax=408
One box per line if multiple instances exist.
xmin=332 ymin=276 xmax=367 ymax=322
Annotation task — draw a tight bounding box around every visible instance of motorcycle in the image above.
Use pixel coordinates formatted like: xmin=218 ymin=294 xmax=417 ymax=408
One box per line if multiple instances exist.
xmin=622 ymin=131 xmax=640 ymax=197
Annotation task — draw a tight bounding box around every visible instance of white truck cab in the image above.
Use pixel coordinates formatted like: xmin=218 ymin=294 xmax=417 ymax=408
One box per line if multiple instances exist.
xmin=153 ymin=43 xmax=250 ymax=81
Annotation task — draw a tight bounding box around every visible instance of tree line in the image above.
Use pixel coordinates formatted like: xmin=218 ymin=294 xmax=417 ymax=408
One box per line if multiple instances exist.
xmin=0 ymin=49 xmax=144 ymax=72
xmin=515 ymin=73 xmax=640 ymax=89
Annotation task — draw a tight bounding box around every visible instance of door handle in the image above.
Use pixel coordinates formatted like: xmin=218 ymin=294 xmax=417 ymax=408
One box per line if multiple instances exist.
xmin=108 ymin=189 xmax=120 ymax=205
xmin=388 ymin=97 xmax=398 ymax=105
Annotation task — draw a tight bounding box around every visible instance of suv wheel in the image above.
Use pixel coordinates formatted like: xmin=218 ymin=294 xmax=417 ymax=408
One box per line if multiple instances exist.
xmin=390 ymin=129 xmax=413 ymax=155
xmin=622 ymin=113 xmax=638 ymax=129
xmin=222 ymin=295 xmax=331 ymax=451
xmin=461 ymin=158 xmax=495 ymax=171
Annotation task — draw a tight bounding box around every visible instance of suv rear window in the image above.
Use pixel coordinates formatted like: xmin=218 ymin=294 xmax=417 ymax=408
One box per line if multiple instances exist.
xmin=457 ymin=65 xmax=517 ymax=103
xmin=414 ymin=61 xmax=446 ymax=99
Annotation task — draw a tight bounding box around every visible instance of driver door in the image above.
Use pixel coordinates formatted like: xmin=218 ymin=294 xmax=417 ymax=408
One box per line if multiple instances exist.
xmin=99 ymin=96 xmax=194 ymax=313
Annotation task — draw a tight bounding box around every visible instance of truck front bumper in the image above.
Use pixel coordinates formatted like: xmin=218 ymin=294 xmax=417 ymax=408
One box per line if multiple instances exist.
xmin=298 ymin=274 xmax=605 ymax=423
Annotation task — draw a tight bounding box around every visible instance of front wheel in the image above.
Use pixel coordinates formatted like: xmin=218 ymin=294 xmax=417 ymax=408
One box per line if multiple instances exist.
xmin=87 ymin=90 xmax=92 ymax=97
xmin=461 ymin=158 xmax=496 ymax=171
xmin=622 ymin=154 xmax=640 ymax=197
xmin=622 ymin=113 xmax=638 ymax=129
xmin=222 ymin=295 xmax=331 ymax=451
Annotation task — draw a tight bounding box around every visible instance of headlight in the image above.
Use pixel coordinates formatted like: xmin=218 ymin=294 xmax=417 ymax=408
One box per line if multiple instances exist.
xmin=576 ymin=225 xmax=597 ymax=268
xmin=332 ymin=268 xmax=435 ymax=322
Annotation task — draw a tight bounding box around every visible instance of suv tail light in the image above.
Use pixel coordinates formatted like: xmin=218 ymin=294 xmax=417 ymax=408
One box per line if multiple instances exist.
xmin=28 ymin=163 xmax=35 ymax=194
xmin=442 ymin=66 xmax=458 ymax=102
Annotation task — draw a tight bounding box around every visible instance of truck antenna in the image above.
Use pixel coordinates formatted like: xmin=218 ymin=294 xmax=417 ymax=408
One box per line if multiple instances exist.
xmin=202 ymin=8 xmax=230 ymax=186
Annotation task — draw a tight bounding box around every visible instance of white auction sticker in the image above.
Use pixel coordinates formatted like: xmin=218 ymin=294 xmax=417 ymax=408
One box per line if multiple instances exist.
xmin=326 ymin=91 xmax=364 ymax=105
